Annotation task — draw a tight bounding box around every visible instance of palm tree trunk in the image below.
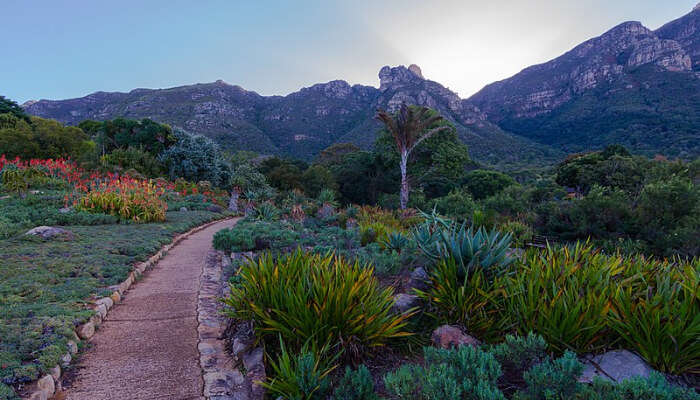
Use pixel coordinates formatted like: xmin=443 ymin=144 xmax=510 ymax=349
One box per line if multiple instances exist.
xmin=400 ymin=151 xmax=409 ymax=210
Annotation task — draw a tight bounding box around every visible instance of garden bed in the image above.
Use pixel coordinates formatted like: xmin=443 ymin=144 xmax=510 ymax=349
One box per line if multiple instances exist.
xmin=213 ymin=196 xmax=699 ymax=399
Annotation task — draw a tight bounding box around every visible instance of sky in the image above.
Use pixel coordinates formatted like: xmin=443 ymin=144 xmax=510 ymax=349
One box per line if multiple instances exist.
xmin=2 ymin=0 xmax=697 ymax=103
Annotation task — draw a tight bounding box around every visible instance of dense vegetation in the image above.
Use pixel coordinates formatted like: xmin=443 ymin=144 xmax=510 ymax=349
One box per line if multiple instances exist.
xmin=1 ymin=94 xmax=698 ymax=398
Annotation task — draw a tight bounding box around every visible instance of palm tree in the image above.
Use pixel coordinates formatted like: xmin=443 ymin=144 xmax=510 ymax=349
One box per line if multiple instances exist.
xmin=376 ymin=104 xmax=450 ymax=209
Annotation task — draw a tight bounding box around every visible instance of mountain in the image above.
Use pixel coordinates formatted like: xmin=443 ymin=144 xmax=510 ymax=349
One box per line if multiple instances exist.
xmin=23 ymin=65 xmax=561 ymax=169
xmin=23 ymin=6 xmax=700 ymax=165
xmin=469 ymin=5 xmax=700 ymax=159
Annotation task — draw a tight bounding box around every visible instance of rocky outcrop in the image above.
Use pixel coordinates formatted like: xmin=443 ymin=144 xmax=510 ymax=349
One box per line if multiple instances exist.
xmin=470 ymin=19 xmax=694 ymax=120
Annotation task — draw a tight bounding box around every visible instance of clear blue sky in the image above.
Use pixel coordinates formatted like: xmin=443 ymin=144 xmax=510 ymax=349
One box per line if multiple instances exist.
xmin=2 ymin=0 xmax=697 ymax=103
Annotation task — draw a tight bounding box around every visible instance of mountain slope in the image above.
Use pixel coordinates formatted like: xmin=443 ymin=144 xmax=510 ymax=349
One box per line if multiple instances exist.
xmin=469 ymin=6 xmax=700 ymax=159
xmin=23 ymin=66 xmax=562 ymax=168
xmin=22 ymin=6 xmax=700 ymax=164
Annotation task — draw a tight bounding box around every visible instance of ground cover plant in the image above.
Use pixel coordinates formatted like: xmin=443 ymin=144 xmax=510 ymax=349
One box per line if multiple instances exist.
xmin=0 ymin=154 xmax=230 ymax=399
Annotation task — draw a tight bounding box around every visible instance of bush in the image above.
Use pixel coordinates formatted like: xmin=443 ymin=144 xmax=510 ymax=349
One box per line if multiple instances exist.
xmin=501 ymin=243 xmax=616 ymax=354
xmin=159 ymin=130 xmax=232 ymax=188
xmin=417 ymin=258 xmax=507 ymax=341
xmin=213 ymin=219 xmax=299 ymax=252
xmin=514 ymin=351 xmax=584 ymax=400
xmin=223 ymin=250 xmax=412 ymax=359
xmin=332 ymin=365 xmax=378 ymax=400
xmin=101 ymin=147 xmax=164 ymax=177
xmin=76 ymin=178 xmax=166 ymax=223
xmin=586 ymin=372 xmax=700 ymax=400
xmin=384 ymin=345 xmax=505 ymax=400
xmin=430 ymin=188 xmax=478 ymax=220
xmin=262 ymin=338 xmax=337 ymax=400
xmin=609 ymin=260 xmax=699 ymax=375
xmin=490 ymin=332 xmax=548 ymax=374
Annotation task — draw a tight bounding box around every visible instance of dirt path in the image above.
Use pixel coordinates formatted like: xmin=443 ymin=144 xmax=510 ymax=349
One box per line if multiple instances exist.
xmin=61 ymin=218 xmax=238 ymax=400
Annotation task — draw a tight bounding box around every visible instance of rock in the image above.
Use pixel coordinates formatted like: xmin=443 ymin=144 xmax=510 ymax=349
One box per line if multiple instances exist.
xmin=37 ymin=375 xmax=55 ymax=396
xmin=431 ymin=325 xmax=480 ymax=349
xmin=95 ymin=297 xmax=114 ymax=310
xmin=95 ymin=303 xmax=108 ymax=319
xmin=58 ymin=206 xmax=72 ymax=214
xmin=67 ymin=340 xmax=78 ymax=354
xmin=110 ymin=290 xmax=121 ymax=304
xmin=580 ymin=350 xmax=654 ymax=383
xmin=60 ymin=352 xmax=71 ymax=367
xmin=28 ymin=390 xmax=47 ymax=400
xmin=203 ymin=370 xmax=246 ymax=397
xmin=180 ymin=207 xmax=188 ymax=212
xmin=77 ymin=321 xmax=95 ymax=339
xmin=49 ymin=365 xmax=61 ymax=381
xmin=0 ymin=195 xmax=10 ymax=200
xmin=25 ymin=226 xmax=71 ymax=239
xmin=408 ymin=267 xmax=430 ymax=292
xmin=393 ymin=293 xmax=419 ymax=314
xmin=242 ymin=347 xmax=264 ymax=372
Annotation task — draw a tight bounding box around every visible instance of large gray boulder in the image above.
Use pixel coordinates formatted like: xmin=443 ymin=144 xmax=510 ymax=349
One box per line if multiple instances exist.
xmin=579 ymin=350 xmax=654 ymax=383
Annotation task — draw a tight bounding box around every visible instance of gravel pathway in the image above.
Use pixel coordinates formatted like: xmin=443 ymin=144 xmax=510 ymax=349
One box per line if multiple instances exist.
xmin=61 ymin=218 xmax=238 ymax=400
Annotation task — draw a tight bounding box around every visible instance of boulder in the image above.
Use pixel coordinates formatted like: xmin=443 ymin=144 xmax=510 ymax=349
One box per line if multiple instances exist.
xmin=393 ymin=293 xmax=419 ymax=314
xmin=579 ymin=350 xmax=654 ymax=383
xmin=58 ymin=207 xmax=72 ymax=214
xmin=431 ymin=325 xmax=480 ymax=349
xmin=180 ymin=207 xmax=189 ymax=212
xmin=407 ymin=267 xmax=430 ymax=292
xmin=25 ymin=226 xmax=71 ymax=239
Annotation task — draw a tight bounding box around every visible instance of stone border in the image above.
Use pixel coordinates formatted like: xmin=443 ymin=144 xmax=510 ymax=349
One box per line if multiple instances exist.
xmin=198 ymin=250 xmax=265 ymax=400
xmin=22 ymin=217 xmax=233 ymax=400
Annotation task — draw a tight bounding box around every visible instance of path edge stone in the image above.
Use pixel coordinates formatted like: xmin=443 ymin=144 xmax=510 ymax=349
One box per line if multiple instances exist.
xmin=20 ymin=216 xmax=234 ymax=400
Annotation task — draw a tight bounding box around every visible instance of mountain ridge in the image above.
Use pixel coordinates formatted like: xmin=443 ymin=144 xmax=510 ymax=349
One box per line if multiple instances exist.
xmin=22 ymin=6 xmax=700 ymax=164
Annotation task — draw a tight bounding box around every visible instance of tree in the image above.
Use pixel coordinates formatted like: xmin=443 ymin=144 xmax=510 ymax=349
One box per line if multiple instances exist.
xmin=462 ymin=170 xmax=516 ymax=200
xmin=0 ymin=96 xmax=30 ymax=122
xmin=0 ymin=114 xmax=90 ymax=160
xmin=301 ymin=165 xmax=337 ymax=197
xmin=375 ymin=104 xmax=451 ymax=209
xmin=159 ymin=130 xmax=232 ymax=187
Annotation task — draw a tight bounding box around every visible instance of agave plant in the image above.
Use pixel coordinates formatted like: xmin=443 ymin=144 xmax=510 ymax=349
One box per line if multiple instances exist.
xmin=381 ymin=231 xmax=410 ymax=254
xmin=413 ymin=209 xmax=513 ymax=277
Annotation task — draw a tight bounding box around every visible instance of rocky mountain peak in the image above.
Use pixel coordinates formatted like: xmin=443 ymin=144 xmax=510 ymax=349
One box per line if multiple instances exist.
xmin=695 ymin=2 xmax=700 ymax=11
xmin=379 ymin=64 xmax=425 ymax=90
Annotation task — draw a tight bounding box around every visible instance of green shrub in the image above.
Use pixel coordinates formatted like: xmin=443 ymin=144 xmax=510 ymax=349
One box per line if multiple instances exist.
xmin=262 ymin=338 xmax=336 ymax=400
xmin=384 ymin=345 xmax=505 ymax=400
xmin=332 ymin=365 xmax=378 ymax=400
xmin=502 ymin=243 xmax=616 ymax=354
xmin=498 ymin=220 xmax=533 ymax=248
xmin=609 ymin=260 xmax=699 ymax=375
xmin=223 ymin=250 xmax=412 ymax=358
xmin=490 ymin=332 xmax=548 ymax=374
xmin=513 ymin=351 xmax=585 ymax=400
xmin=101 ymin=147 xmax=164 ymax=177
xmin=586 ymin=372 xmax=700 ymax=400
xmin=254 ymin=201 xmax=280 ymax=221
xmin=213 ymin=219 xmax=299 ymax=252
xmin=416 ymin=258 xmax=506 ymax=341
